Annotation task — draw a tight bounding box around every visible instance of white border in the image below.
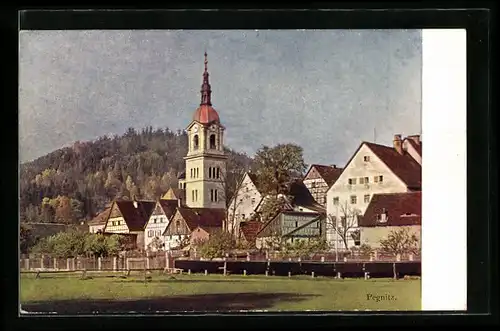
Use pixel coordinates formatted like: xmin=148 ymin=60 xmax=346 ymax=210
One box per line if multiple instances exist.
xmin=421 ymin=29 xmax=467 ymax=311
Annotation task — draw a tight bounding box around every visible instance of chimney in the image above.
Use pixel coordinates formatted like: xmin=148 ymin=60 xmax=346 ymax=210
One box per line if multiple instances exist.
xmin=330 ymin=164 xmax=337 ymax=169
xmin=393 ymin=134 xmax=403 ymax=154
xmin=407 ymin=134 xmax=421 ymax=144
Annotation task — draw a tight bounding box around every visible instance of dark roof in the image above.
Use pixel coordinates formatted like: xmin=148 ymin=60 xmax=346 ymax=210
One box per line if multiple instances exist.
xmin=240 ymin=220 xmax=263 ymax=243
xmin=246 ymin=172 xmax=266 ymax=193
xmin=359 ymin=192 xmax=421 ymax=227
xmin=178 ymin=171 xmax=186 ymax=180
xmin=171 ymin=188 xmax=186 ymax=200
xmin=309 ymin=164 xmax=344 ymax=187
xmin=176 ymin=208 xmax=226 ymax=231
xmin=88 ymin=207 xmax=111 ymax=225
xmin=115 ymin=200 xmax=156 ymax=231
xmin=287 ymin=180 xmax=327 ymax=212
xmin=364 ymin=142 xmax=422 ymax=189
xmin=405 ymin=138 xmax=422 ymax=157
xmin=158 ymin=199 xmax=178 ymax=220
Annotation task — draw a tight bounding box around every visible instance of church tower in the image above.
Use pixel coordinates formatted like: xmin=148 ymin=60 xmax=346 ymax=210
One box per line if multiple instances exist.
xmin=184 ymin=52 xmax=227 ymax=209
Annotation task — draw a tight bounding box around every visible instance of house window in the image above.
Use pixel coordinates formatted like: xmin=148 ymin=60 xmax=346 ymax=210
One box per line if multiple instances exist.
xmin=350 ymin=195 xmax=357 ymax=204
xmin=295 ymin=221 xmax=299 ymax=227
xmin=156 ymin=230 xmax=161 ymax=237
xmin=348 ymin=178 xmax=357 ymax=185
xmin=195 ymin=190 xmax=198 ymax=202
xmin=214 ymin=189 xmax=218 ymax=202
xmin=359 ymin=177 xmax=365 ymax=184
xmin=192 ymin=190 xmax=195 ymax=202
xmin=193 ymin=135 xmax=199 ymax=150
xmin=242 ymin=214 xmax=245 ymax=219
xmin=251 ymin=198 xmax=256 ymax=204
xmin=153 ymin=218 xmax=157 ymax=224
xmin=209 ymin=134 xmax=216 ymax=149
xmin=148 ymin=230 xmax=154 ymax=237
xmin=190 ymin=168 xmax=193 ymax=178
xmin=364 ymin=194 xmax=370 ymax=203
xmin=311 ymin=182 xmax=316 ymax=188
xmin=374 ymin=175 xmax=383 ymax=183
xmin=112 ymin=221 xmax=116 ymax=226
xmin=196 ymin=168 xmax=199 ymax=178
xmin=364 ymin=177 xmax=369 ymax=184
xmin=364 ymin=155 xmax=370 ymax=162
xmin=246 ymin=187 xmax=249 ymax=192
xmin=333 ymin=197 xmax=339 ymax=205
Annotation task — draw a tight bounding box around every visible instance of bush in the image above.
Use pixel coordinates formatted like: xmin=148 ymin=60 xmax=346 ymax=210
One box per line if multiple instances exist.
xmin=194 ymin=231 xmax=235 ymax=259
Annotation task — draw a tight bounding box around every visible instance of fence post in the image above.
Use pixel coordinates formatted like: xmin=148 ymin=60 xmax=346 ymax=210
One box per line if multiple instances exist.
xmin=298 ymin=257 xmax=301 ymax=263
xmin=113 ymin=257 xmax=117 ymax=271
xmin=25 ymin=259 xmax=30 ymax=270
xmin=409 ymin=253 xmax=414 ymax=261
xmin=393 ymin=263 xmax=397 ymax=279
xmin=321 ymin=256 xmax=325 ymax=263
xmin=311 ymin=272 xmax=315 ymax=278
xmin=343 ymin=256 xmax=347 ymax=262
xmin=246 ymin=253 xmax=250 ymax=262
xmin=369 ymin=255 xmax=374 ymax=262
xmin=126 ymin=258 xmax=130 ymax=270
xmin=146 ymin=257 xmax=150 ymax=270
xmin=374 ymin=250 xmax=378 ymax=260
xmin=72 ymin=258 xmax=76 ymax=270
xmin=40 ymin=255 xmax=45 ymax=269
xmin=53 ymin=258 xmax=57 ymax=270
xmin=98 ymin=257 xmax=102 ymax=271
xmin=396 ymin=254 xmax=401 ymax=262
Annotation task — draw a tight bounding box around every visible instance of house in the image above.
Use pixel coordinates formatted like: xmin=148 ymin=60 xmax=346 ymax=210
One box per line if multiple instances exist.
xmin=325 ymin=134 xmax=422 ymax=249
xmin=255 ymin=211 xmax=325 ymax=249
xmin=358 ymin=191 xmax=421 ymax=250
xmin=227 ymin=172 xmax=264 ymax=236
xmin=103 ymin=199 xmax=156 ymax=249
xmin=163 ymin=207 xmax=225 ymax=250
xmin=238 ymin=220 xmax=263 ymax=248
xmin=303 ymin=164 xmax=343 ymax=206
xmin=177 ymin=171 xmax=187 ymax=189
xmin=190 ymin=225 xmax=223 ymax=247
xmin=143 ymin=199 xmax=179 ymax=251
xmin=87 ymin=206 xmax=112 ymax=233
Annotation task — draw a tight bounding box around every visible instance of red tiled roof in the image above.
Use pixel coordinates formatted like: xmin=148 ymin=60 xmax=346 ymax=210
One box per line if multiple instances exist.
xmin=360 ymin=192 xmax=421 ymax=227
xmin=193 ymin=104 xmax=220 ymax=124
xmin=176 ymin=207 xmax=226 ymax=231
xmin=240 ymin=220 xmax=263 ymax=243
xmin=115 ymin=200 xmax=156 ymax=231
xmin=158 ymin=199 xmax=178 ymax=220
xmin=365 ymin=142 xmax=422 ymax=189
xmin=310 ymin=164 xmax=344 ymax=187
xmin=405 ymin=138 xmax=422 ymax=157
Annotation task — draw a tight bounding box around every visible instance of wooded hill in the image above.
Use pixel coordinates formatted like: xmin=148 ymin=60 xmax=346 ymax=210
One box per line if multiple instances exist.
xmin=19 ymin=126 xmax=253 ymax=225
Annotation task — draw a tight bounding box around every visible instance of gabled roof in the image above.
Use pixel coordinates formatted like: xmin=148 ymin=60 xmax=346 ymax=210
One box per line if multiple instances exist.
xmin=161 ymin=187 xmax=186 ymax=201
xmin=239 ymin=220 xmax=263 ymax=243
xmin=364 ymin=142 xmax=421 ymax=189
xmin=287 ymin=180 xmax=327 ymax=212
xmin=305 ymin=164 xmax=344 ymax=187
xmin=340 ymin=140 xmax=422 ymax=190
xmin=174 ymin=207 xmax=226 ymax=232
xmin=88 ymin=206 xmax=112 ymax=226
xmin=157 ymin=199 xmax=179 ymax=220
xmin=359 ymin=192 xmax=421 ymax=227
xmin=114 ymin=200 xmax=156 ymax=231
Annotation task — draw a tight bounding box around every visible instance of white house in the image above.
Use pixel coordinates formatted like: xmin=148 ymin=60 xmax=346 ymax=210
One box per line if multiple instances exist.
xmin=326 ymin=134 xmax=422 ymax=249
xmin=88 ymin=205 xmax=111 ymax=233
xmin=227 ymin=172 xmax=263 ymax=237
xmin=143 ymin=199 xmax=179 ymax=251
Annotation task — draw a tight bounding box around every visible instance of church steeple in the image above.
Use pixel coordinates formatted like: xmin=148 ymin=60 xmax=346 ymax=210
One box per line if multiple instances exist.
xmin=200 ymin=52 xmax=212 ymax=106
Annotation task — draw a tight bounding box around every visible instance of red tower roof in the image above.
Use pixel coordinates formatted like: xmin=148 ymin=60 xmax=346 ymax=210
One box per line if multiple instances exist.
xmin=193 ymin=52 xmax=221 ymax=124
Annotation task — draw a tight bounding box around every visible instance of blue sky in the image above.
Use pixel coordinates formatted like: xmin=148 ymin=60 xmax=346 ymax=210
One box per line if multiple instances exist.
xmin=19 ymin=29 xmax=422 ymax=166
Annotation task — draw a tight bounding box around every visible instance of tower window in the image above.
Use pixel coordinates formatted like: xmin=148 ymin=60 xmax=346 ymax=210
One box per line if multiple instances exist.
xmin=209 ymin=134 xmax=216 ymax=149
xmin=216 ymin=167 xmax=220 ymax=179
xmin=193 ymin=135 xmax=199 ymax=150
xmin=209 ymin=167 xmax=212 ymax=179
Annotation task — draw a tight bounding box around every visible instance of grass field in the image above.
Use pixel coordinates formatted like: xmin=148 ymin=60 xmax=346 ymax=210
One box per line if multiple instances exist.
xmin=20 ymin=271 xmax=421 ymax=313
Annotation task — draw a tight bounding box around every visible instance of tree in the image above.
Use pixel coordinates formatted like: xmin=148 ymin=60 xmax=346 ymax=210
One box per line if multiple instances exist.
xmin=83 ymin=233 xmax=108 ymax=257
xmin=20 ymin=224 xmax=36 ymax=254
xmin=379 ymin=227 xmax=420 ymax=256
xmin=193 ymin=231 xmax=235 ymax=259
xmin=259 ymin=195 xmax=290 ymax=224
xmin=326 ymin=202 xmax=361 ymax=250
xmin=253 ymin=144 xmax=307 ymax=195
xmin=106 ymin=234 xmax=125 ymax=256
xmin=147 ymin=236 xmax=165 ymax=251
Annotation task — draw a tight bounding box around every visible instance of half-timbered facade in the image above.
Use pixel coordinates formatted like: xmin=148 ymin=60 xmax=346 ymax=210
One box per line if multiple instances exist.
xmin=144 ymin=199 xmax=178 ymax=251
xmin=303 ymin=164 xmax=343 ymax=206
xmin=163 ymin=207 xmax=225 ymax=250
xmin=103 ymin=200 xmax=156 ymax=249
xmin=255 ymin=211 xmax=325 ymax=249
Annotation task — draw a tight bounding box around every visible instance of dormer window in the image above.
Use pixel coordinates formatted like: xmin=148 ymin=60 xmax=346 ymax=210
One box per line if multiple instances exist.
xmin=377 ymin=208 xmax=388 ymax=223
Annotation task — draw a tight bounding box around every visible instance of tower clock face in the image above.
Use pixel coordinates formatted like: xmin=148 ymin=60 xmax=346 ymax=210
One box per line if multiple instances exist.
xmin=193 ymin=125 xmax=198 ymax=133
xmin=210 ymin=124 xmax=217 ymax=131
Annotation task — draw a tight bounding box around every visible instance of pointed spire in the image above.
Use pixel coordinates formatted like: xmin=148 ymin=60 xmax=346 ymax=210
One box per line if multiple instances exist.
xmin=200 ymin=52 xmax=212 ymax=106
